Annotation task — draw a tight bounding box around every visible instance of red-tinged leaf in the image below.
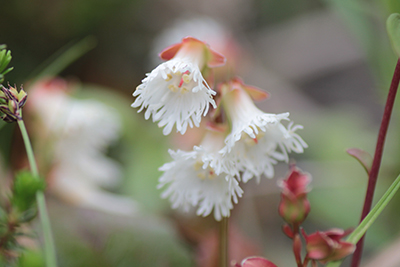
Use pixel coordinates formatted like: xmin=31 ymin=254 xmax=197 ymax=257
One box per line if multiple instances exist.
xmin=240 ymin=257 xmax=278 ymax=267
xmin=346 ymin=148 xmax=373 ymax=174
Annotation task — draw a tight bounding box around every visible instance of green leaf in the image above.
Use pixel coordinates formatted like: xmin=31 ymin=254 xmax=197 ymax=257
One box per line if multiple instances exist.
xmin=387 ymin=13 xmax=400 ymax=57
xmin=11 ymin=171 xmax=46 ymax=212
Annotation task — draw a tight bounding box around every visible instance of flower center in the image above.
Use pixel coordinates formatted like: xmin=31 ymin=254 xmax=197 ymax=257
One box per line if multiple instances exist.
xmin=243 ymin=131 xmax=265 ymax=146
xmin=193 ymin=160 xmax=217 ymax=180
xmin=165 ymin=70 xmax=194 ymax=95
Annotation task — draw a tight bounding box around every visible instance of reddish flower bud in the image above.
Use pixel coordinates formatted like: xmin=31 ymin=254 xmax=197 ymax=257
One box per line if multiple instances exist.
xmin=278 ymin=166 xmax=311 ymax=224
xmin=302 ymin=228 xmax=355 ymax=264
xmin=236 ymin=256 xmax=278 ymax=267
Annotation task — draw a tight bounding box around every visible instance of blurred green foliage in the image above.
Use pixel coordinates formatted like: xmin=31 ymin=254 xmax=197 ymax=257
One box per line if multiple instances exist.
xmin=0 ymin=46 xmax=13 ymax=84
xmin=11 ymin=171 xmax=45 ymax=214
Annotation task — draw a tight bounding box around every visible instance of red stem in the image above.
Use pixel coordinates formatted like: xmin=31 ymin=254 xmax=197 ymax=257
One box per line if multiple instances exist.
xmin=351 ymin=58 xmax=400 ymax=267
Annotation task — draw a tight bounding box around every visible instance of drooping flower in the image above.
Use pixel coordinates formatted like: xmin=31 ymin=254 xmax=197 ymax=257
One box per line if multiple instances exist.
xmin=158 ymin=129 xmax=243 ymax=221
xmin=278 ymin=166 xmax=311 ymax=225
xmin=302 ymin=228 xmax=355 ymax=264
xmin=219 ymin=78 xmax=307 ymax=183
xmin=132 ymin=37 xmax=225 ymax=135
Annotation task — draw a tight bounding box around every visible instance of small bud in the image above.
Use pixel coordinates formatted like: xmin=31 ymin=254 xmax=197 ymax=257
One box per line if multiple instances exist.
xmin=302 ymin=228 xmax=355 ymax=264
xmin=0 ymin=84 xmax=27 ymax=123
xmin=278 ymin=166 xmax=311 ymax=225
xmin=237 ymin=256 xmax=278 ymax=267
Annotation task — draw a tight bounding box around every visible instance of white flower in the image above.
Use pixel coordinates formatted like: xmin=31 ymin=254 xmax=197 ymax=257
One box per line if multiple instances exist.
xmin=220 ymin=78 xmax=308 ymax=183
xmin=132 ymin=37 xmax=225 ymax=135
xmin=28 ymin=79 xmax=138 ymax=215
xmin=158 ymin=131 xmax=243 ymax=221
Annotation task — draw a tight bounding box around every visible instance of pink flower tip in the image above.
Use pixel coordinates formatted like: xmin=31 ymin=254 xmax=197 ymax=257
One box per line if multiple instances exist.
xmin=279 ymin=166 xmax=311 ymax=198
xmin=237 ymin=256 xmax=278 ymax=267
xmin=158 ymin=36 xmax=226 ymax=68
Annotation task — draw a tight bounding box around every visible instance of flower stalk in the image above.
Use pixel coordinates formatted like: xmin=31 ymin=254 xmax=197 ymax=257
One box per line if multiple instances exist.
xmin=351 ymin=58 xmax=400 ymax=267
xmin=17 ymin=119 xmax=57 ymax=267
xmin=219 ymin=216 xmax=229 ymax=267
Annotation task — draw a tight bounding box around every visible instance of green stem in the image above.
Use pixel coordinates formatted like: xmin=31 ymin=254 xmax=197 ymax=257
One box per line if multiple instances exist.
xmin=17 ymin=119 xmax=57 ymax=267
xmin=219 ymin=217 xmax=229 ymax=267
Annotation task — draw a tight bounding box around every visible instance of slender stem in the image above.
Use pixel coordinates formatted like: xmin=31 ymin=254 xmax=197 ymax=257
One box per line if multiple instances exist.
xmin=351 ymin=58 xmax=400 ymax=267
xmin=219 ymin=217 xmax=229 ymax=267
xmin=17 ymin=119 xmax=57 ymax=267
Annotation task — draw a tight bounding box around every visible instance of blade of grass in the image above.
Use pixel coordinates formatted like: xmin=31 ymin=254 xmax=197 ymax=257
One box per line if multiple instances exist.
xmin=326 ymin=173 xmax=400 ymax=267
xmin=28 ymin=36 xmax=97 ymax=83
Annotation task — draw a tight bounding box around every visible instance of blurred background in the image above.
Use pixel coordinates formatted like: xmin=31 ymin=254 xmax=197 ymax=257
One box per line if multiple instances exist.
xmin=1 ymin=0 xmax=400 ymax=266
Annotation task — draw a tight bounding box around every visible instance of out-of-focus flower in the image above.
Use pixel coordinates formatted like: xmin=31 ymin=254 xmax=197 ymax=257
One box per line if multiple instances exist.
xmin=278 ymin=166 xmax=311 ymax=225
xmin=302 ymin=228 xmax=355 ymax=264
xmin=27 ymin=78 xmax=138 ymax=215
xmin=0 ymin=84 xmax=27 ymax=122
xmin=219 ymin=78 xmax=307 ymax=183
xmin=158 ymin=129 xmax=243 ymax=221
xmin=132 ymin=37 xmax=225 ymax=135
xmin=234 ymin=256 xmax=278 ymax=267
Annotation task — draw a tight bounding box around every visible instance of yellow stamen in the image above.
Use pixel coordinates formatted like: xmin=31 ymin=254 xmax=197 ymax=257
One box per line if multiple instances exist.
xmin=197 ymin=172 xmax=206 ymax=180
xmin=168 ymin=84 xmax=178 ymax=92
xmin=182 ymin=73 xmax=191 ymax=84
xmin=180 ymin=87 xmax=189 ymax=94
xmin=193 ymin=161 xmax=203 ymax=171
xmin=165 ymin=74 xmax=173 ymax=81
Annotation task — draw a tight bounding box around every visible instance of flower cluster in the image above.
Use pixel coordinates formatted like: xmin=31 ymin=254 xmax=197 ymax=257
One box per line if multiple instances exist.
xmin=132 ymin=36 xmax=307 ymax=221
xmin=0 ymin=85 xmax=27 ymax=122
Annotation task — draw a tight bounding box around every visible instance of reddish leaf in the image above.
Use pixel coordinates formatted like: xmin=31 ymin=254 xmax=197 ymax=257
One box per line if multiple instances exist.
xmin=346 ymin=148 xmax=373 ymax=174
